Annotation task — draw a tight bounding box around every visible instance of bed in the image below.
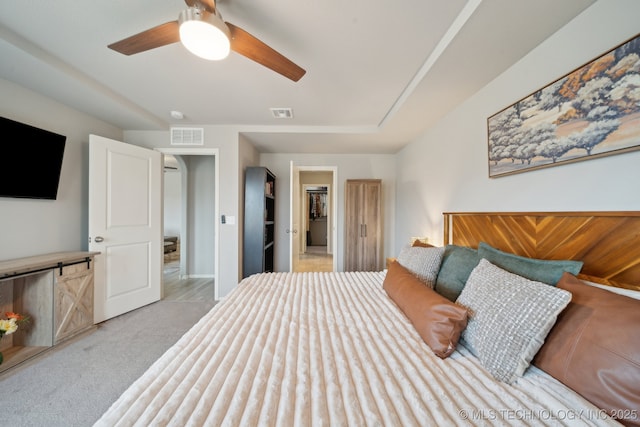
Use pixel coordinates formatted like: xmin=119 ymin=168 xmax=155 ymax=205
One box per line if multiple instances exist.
xmin=95 ymin=211 xmax=640 ymax=427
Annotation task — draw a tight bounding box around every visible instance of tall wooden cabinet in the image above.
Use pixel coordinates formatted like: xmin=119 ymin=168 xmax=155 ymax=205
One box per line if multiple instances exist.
xmin=345 ymin=179 xmax=382 ymax=271
xmin=243 ymin=167 xmax=276 ymax=278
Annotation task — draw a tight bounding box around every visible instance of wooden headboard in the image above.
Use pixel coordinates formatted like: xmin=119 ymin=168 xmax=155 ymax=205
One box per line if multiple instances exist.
xmin=443 ymin=211 xmax=640 ymax=292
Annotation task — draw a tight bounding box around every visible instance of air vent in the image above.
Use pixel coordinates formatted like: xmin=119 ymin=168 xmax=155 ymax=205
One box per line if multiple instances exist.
xmin=270 ymin=108 xmax=293 ymax=119
xmin=170 ymin=127 xmax=204 ymax=145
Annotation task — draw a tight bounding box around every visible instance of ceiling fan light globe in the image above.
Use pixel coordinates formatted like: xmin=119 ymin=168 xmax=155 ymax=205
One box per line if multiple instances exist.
xmin=179 ymin=8 xmax=231 ymax=60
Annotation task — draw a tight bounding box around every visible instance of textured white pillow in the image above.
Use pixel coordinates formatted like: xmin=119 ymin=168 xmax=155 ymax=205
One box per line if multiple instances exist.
xmin=396 ymin=246 xmax=444 ymax=289
xmin=456 ymin=259 xmax=571 ymax=384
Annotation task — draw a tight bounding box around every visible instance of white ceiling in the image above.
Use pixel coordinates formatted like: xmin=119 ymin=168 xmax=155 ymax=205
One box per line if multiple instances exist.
xmin=0 ymin=0 xmax=595 ymax=154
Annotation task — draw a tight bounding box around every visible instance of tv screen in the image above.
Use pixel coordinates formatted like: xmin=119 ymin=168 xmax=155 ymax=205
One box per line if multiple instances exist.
xmin=0 ymin=117 xmax=67 ymax=200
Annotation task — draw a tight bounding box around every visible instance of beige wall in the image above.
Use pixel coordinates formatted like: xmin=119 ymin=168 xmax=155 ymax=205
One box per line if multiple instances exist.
xmin=0 ymin=78 xmax=122 ymax=260
xmin=394 ymin=0 xmax=640 ymax=251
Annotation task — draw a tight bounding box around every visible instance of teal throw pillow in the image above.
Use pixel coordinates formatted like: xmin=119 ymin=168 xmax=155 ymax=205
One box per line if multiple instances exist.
xmin=434 ymin=245 xmax=481 ymax=301
xmin=477 ymin=242 xmax=583 ymax=285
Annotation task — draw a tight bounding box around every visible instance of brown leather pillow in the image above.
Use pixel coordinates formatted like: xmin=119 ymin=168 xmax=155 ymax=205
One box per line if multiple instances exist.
xmin=533 ymin=272 xmax=640 ymax=426
xmin=412 ymin=240 xmax=434 ymax=248
xmin=383 ymin=261 xmax=467 ymax=358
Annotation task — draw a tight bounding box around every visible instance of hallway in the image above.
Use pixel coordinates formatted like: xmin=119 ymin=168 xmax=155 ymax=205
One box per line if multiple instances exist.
xmin=296 ymin=246 xmax=333 ymax=272
xmin=163 ymin=257 xmax=215 ymax=302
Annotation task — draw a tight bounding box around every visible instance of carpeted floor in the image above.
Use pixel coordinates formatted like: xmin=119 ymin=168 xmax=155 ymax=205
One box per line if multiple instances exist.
xmin=1 ymin=299 xmax=216 ymax=427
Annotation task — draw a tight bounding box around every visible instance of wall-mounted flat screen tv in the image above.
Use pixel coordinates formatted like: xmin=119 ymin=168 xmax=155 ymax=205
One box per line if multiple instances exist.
xmin=0 ymin=116 xmax=67 ymax=200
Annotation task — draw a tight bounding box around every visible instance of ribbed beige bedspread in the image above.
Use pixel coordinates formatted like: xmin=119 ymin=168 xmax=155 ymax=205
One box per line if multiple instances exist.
xmin=95 ymin=271 xmax=619 ymax=427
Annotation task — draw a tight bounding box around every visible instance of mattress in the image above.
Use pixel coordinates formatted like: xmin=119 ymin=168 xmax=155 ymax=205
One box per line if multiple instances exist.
xmin=95 ymin=271 xmax=620 ymax=426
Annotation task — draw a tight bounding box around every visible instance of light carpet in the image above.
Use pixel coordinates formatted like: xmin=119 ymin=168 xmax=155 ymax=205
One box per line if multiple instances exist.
xmin=1 ymin=299 xmax=216 ymax=427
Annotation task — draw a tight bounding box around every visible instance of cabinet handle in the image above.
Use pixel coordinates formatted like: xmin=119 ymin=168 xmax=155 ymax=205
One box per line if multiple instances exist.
xmin=363 ymin=224 xmax=367 ymax=237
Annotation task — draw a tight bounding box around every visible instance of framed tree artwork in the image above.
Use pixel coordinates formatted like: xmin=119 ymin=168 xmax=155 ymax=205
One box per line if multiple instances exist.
xmin=488 ymin=33 xmax=640 ymax=177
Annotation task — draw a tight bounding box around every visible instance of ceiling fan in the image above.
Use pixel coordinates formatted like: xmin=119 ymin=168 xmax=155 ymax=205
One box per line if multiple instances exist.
xmin=107 ymin=0 xmax=306 ymax=82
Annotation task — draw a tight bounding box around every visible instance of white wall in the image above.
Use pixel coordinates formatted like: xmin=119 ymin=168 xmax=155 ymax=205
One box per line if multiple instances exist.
xmin=260 ymin=153 xmax=396 ymax=272
xmin=0 ymin=79 xmax=122 ymax=260
xmin=163 ymin=170 xmax=181 ymax=237
xmin=395 ymin=0 xmax=640 ymax=250
xmin=183 ymin=156 xmax=216 ymax=276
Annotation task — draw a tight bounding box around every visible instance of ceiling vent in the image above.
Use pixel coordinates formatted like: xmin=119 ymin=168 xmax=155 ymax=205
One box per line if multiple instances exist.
xmin=170 ymin=127 xmax=204 ymax=145
xmin=270 ymin=108 xmax=293 ymax=119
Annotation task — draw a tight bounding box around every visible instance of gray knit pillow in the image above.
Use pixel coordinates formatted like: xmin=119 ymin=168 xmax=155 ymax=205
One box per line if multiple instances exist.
xmin=396 ymin=246 xmax=444 ymax=289
xmin=456 ymin=259 xmax=571 ymax=384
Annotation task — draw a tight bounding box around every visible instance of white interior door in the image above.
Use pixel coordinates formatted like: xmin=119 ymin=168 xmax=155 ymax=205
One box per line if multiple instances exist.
xmin=89 ymin=134 xmax=162 ymax=323
xmin=289 ymin=162 xmax=300 ymax=271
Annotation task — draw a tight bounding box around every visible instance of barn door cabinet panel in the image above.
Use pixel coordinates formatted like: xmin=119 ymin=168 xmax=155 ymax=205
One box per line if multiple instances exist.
xmin=0 ymin=251 xmax=97 ymax=373
xmin=243 ymin=167 xmax=276 ymax=278
xmin=54 ymin=261 xmax=95 ymax=344
xmin=345 ymin=179 xmax=382 ymax=271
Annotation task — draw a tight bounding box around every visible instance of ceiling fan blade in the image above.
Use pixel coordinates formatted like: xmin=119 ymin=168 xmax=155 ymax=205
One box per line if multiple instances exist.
xmin=184 ymin=0 xmax=216 ymax=13
xmin=193 ymin=0 xmax=216 ymax=13
xmin=108 ymin=21 xmax=180 ymax=55
xmin=226 ymin=23 xmax=306 ymax=82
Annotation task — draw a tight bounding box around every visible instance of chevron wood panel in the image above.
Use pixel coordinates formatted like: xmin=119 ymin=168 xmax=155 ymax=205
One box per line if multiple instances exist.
xmin=444 ymin=212 xmax=640 ymax=292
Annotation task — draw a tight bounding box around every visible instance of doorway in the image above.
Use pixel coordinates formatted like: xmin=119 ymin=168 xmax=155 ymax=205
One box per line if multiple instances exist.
xmin=299 ymin=185 xmax=331 ymax=271
xmin=290 ymin=166 xmax=337 ymax=272
xmin=157 ymin=148 xmax=219 ymax=301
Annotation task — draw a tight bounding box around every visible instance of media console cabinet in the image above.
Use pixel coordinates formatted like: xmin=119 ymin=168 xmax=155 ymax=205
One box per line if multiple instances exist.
xmin=0 ymin=251 xmax=99 ymax=373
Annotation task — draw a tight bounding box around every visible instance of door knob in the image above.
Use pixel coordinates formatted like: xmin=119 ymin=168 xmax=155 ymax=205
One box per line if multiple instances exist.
xmin=94 ymin=236 xmax=104 ymax=243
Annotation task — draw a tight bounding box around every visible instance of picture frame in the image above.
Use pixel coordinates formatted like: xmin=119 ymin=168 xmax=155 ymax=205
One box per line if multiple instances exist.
xmin=487 ymin=33 xmax=640 ymax=178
